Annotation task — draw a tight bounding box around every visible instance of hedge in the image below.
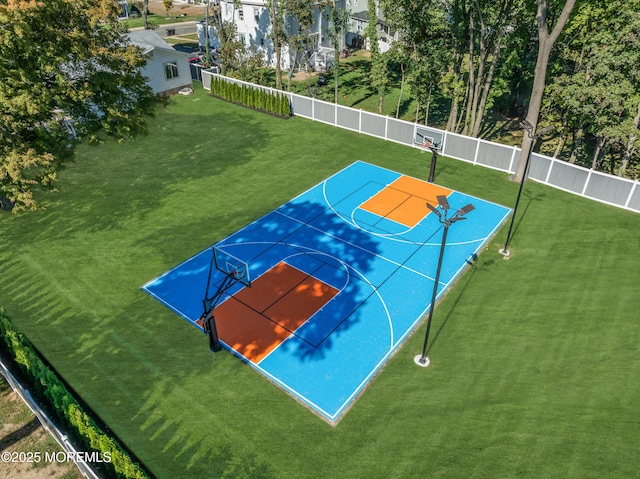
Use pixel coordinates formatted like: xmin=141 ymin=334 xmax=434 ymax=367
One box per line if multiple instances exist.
xmin=0 ymin=309 xmax=150 ymax=479
xmin=210 ymin=76 xmax=291 ymax=118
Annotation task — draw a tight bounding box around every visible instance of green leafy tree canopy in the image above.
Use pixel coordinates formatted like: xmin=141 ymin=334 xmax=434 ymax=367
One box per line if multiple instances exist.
xmin=0 ymin=0 xmax=157 ymax=211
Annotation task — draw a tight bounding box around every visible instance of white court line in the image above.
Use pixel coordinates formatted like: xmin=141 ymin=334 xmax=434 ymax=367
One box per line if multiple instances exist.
xmin=223 ymin=241 xmax=396 ymax=354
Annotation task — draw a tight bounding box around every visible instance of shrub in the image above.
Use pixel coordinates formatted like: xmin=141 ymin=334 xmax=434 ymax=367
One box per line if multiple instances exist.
xmin=0 ymin=310 xmax=150 ymax=479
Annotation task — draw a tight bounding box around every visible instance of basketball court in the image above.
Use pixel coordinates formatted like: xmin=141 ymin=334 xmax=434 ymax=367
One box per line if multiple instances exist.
xmin=142 ymin=161 xmax=511 ymax=423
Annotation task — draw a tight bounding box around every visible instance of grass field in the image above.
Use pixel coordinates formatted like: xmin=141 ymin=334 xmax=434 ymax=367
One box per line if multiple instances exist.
xmin=1 ymin=85 xmax=639 ymax=478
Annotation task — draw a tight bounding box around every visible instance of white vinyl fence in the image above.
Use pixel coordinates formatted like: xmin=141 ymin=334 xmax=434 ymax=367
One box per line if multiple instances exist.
xmin=202 ymin=70 xmax=640 ymax=214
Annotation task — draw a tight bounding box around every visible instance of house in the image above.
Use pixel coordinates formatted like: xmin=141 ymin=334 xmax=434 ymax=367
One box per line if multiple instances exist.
xmin=126 ymin=30 xmax=193 ymax=95
xmin=116 ymin=0 xmax=129 ymax=19
xmin=345 ymin=0 xmax=396 ymax=53
xmin=217 ymin=0 xmax=347 ymax=71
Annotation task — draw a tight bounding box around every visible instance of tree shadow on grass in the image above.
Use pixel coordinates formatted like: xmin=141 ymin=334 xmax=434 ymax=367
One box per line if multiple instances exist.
xmin=0 ymin=418 xmax=41 ymax=452
xmin=131 ymin=396 xmax=276 ymax=478
xmin=1 ymin=106 xmax=270 ymax=246
xmin=138 ymin=198 xmax=383 ymax=362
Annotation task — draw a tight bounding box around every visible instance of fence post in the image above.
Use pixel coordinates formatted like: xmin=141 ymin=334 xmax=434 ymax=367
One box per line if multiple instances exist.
xmin=625 ymin=182 xmax=637 ymax=209
xmin=544 ymin=157 xmax=554 ymax=184
xmin=508 ymin=146 xmax=517 ymax=173
xmin=581 ymin=169 xmax=593 ymax=196
xmin=473 ymin=138 xmax=481 ymax=165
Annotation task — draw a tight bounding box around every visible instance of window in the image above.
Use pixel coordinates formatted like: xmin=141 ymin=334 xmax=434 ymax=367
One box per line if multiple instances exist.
xmin=225 ymin=3 xmax=231 ymax=16
xmin=164 ymin=62 xmax=178 ymax=80
xmin=254 ymin=8 xmax=260 ymax=22
xmin=238 ymin=7 xmax=244 ymax=21
xmin=239 ymin=33 xmax=246 ymax=45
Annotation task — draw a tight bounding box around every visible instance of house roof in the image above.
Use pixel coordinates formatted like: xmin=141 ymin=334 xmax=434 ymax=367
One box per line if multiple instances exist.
xmin=126 ymin=30 xmax=189 ymax=56
xmin=351 ymin=10 xmax=369 ymax=22
xmin=350 ymin=10 xmax=389 ymax=28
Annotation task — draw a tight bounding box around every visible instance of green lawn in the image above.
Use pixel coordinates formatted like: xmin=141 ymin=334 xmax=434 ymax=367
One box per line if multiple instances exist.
xmin=1 ymin=85 xmax=639 ymax=479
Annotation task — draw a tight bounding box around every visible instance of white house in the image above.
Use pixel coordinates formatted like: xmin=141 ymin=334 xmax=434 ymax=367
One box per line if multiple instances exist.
xmin=345 ymin=0 xmax=396 ymax=53
xmin=127 ymin=30 xmax=193 ymax=95
xmin=217 ymin=0 xmax=347 ymax=71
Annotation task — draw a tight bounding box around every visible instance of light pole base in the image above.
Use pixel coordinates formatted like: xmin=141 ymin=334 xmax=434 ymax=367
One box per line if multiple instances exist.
xmin=499 ymin=248 xmax=510 ymax=257
xmin=414 ymin=354 xmax=430 ymax=368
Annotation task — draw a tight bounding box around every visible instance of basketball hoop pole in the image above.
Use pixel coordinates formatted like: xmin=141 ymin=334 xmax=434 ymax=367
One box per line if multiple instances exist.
xmin=427 ymin=147 xmax=439 ymax=183
xmin=201 ymin=271 xmax=242 ymax=352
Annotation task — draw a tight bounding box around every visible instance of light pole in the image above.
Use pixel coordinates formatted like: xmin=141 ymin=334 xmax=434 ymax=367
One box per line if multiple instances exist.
xmin=415 ymin=195 xmax=475 ymax=367
xmin=499 ymin=120 xmax=554 ymax=257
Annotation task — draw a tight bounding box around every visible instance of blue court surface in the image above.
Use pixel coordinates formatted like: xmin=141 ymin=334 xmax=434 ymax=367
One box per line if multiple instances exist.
xmin=142 ymin=161 xmax=511 ymax=423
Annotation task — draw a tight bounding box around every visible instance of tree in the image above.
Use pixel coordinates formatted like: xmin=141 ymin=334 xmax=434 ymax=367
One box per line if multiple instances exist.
xmin=267 ymin=0 xmax=284 ymax=90
xmin=209 ymin=1 xmax=243 ymax=76
xmin=282 ymin=0 xmax=314 ymax=91
xmin=542 ymin=0 xmax=640 ymax=177
xmin=326 ymin=4 xmax=350 ymax=103
xmin=162 ymin=0 xmax=173 ymax=18
xmin=0 ymin=0 xmax=157 ymax=211
xmin=465 ymin=0 xmax=521 ymax=137
xmin=380 ymin=0 xmax=451 ymax=125
xmin=367 ymin=0 xmax=387 ymax=114
xmin=512 ymin=0 xmax=577 ymax=182
xmin=142 ymin=0 xmax=149 ymax=29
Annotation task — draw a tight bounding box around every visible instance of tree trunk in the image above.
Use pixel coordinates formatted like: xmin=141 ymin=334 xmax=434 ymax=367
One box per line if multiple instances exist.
xmin=455 ymin=80 xmax=469 ymax=132
xmin=446 ymin=52 xmax=463 ymax=131
xmin=620 ymin=100 xmax=640 ymax=175
xmin=334 ymin=44 xmax=339 ymax=103
xmin=553 ymin=125 xmax=567 ymax=158
xmin=424 ymin=84 xmax=433 ymax=125
xmin=619 ymin=136 xmax=634 ymax=176
xmin=512 ymin=0 xmax=577 ymax=182
xmin=270 ymin=0 xmax=283 ymax=90
xmin=468 ymin=6 xmax=486 ymax=137
xmin=143 ymin=0 xmax=149 ymax=29
xmin=461 ymin=14 xmax=476 ymax=136
xmin=396 ymin=62 xmax=405 ymax=119
xmin=470 ymin=13 xmax=510 ymax=137
xmin=592 ymin=136 xmax=606 ymax=170
xmin=569 ymin=127 xmax=583 ymax=164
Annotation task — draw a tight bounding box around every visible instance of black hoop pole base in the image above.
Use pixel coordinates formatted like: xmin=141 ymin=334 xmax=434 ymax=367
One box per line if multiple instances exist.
xmin=205 ymin=314 xmax=223 ymax=352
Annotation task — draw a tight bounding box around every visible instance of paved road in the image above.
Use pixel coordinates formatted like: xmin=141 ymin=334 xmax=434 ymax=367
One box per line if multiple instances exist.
xmin=157 ymin=20 xmax=198 ymax=38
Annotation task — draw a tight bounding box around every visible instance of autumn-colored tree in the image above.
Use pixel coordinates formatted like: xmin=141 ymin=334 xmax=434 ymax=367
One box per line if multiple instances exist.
xmin=0 ymin=0 xmax=157 ymax=210
xmin=162 ymin=0 xmax=173 ymax=17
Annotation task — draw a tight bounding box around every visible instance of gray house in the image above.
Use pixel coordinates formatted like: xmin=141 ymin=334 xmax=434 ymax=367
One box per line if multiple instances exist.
xmin=127 ymin=30 xmax=193 ymax=95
